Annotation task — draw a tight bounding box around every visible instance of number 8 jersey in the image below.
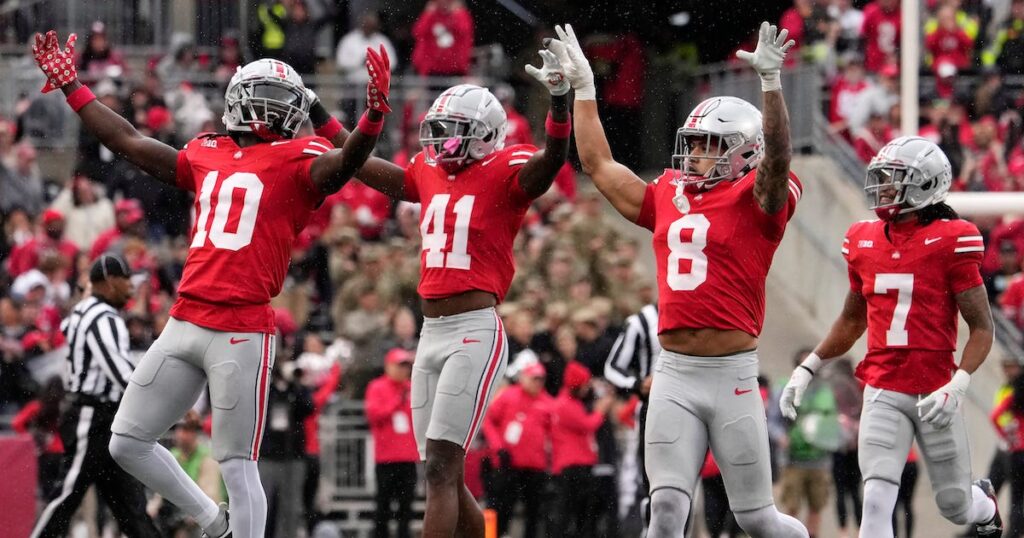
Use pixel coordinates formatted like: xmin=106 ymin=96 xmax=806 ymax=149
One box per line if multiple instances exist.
xmin=843 ymin=218 xmax=984 ymax=394
xmin=171 ymin=133 xmax=333 ymax=333
xmin=636 ymin=168 xmax=802 ymax=336
xmin=403 ymin=144 xmax=538 ymax=302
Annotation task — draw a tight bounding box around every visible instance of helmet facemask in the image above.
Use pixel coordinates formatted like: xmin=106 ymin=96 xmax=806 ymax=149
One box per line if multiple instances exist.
xmin=865 ymin=162 xmax=943 ymax=221
xmin=225 ymin=77 xmax=310 ymax=141
xmin=419 ymin=116 xmax=499 ymax=172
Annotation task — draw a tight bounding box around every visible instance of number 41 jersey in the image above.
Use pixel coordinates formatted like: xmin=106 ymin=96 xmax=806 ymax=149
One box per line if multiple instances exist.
xmin=636 ymin=169 xmax=802 ymax=336
xmin=171 ymin=133 xmax=332 ymax=333
xmin=402 ymin=144 xmax=538 ymax=302
xmin=844 ymin=218 xmax=984 ymax=394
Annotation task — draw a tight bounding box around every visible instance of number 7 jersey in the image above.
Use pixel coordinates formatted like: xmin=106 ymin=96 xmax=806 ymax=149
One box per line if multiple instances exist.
xmin=171 ymin=134 xmax=332 ymax=333
xmin=402 ymin=144 xmax=538 ymax=302
xmin=636 ymin=168 xmax=802 ymax=336
xmin=844 ymin=218 xmax=984 ymax=394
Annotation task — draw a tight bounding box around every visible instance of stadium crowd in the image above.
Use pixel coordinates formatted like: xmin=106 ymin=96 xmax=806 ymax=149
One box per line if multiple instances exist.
xmin=1 ymin=1 xmax=1024 ymax=537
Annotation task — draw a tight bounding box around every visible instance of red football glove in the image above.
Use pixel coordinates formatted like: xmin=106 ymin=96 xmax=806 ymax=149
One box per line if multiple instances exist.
xmin=32 ymin=30 xmax=79 ymax=93
xmin=365 ymin=45 xmax=392 ymax=114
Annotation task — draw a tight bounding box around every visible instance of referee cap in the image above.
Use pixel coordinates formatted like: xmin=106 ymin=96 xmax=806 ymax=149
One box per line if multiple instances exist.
xmin=90 ymin=253 xmax=132 ymax=283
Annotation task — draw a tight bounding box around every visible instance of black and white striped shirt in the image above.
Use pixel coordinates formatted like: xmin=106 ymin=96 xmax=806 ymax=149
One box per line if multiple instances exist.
xmin=62 ymin=296 xmax=136 ymax=403
xmin=604 ymin=304 xmax=659 ymax=394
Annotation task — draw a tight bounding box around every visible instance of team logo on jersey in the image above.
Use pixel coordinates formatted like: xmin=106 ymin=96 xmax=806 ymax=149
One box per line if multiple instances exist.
xmin=858 ymin=240 xmax=874 ymax=248
xmin=201 ymin=138 xmax=218 ymax=148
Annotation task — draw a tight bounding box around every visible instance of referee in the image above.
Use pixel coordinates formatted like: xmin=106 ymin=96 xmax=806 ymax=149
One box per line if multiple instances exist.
xmin=30 ymin=254 xmax=160 ymax=538
xmin=604 ymin=303 xmax=659 ymax=528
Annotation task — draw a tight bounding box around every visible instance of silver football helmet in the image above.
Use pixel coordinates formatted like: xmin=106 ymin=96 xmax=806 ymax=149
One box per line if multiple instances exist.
xmin=223 ymin=59 xmax=310 ymax=141
xmin=673 ymin=96 xmax=765 ymax=187
xmin=420 ymin=84 xmax=507 ymax=167
xmin=865 ymin=136 xmax=952 ymax=220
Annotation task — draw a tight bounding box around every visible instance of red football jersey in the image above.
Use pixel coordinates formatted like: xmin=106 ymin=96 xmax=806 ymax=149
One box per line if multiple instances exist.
xmin=844 ymin=218 xmax=984 ymax=394
xmin=636 ymin=169 xmax=802 ymax=335
xmin=171 ymin=134 xmax=332 ymax=333
xmin=403 ymin=144 xmax=537 ymax=302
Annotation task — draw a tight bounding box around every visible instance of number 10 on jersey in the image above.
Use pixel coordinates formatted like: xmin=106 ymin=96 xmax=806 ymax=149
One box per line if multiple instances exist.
xmin=421 ymin=194 xmax=475 ymax=269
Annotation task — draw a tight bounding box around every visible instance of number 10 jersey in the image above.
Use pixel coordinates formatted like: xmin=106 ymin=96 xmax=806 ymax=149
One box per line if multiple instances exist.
xmin=171 ymin=133 xmax=332 ymax=333
xmin=843 ymin=218 xmax=984 ymax=394
xmin=636 ymin=169 xmax=802 ymax=336
xmin=402 ymin=144 xmax=538 ymax=302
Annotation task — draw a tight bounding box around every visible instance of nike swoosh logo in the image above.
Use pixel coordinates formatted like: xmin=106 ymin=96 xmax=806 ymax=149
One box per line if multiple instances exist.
xmin=462 ymin=338 xmax=481 ymax=344
xmin=271 ymin=141 xmax=291 ymax=146
xmin=229 ymin=337 xmax=250 ymax=345
xmin=734 ymin=388 xmax=753 ymax=396
xmin=480 ymin=157 xmax=498 ymax=166
xmin=925 ymin=237 xmax=942 ymax=245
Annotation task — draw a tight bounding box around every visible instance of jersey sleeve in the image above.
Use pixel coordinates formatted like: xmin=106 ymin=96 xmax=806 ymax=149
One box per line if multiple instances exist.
xmin=843 ymin=225 xmax=863 ymax=293
xmin=636 ymin=181 xmax=657 ymax=231
xmin=947 ymin=222 xmax=985 ymax=294
xmin=753 ymin=171 xmax=802 ymax=240
xmin=505 ymin=145 xmax=539 ymax=206
xmin=293 ymin=136 xmax=335 ymax=206
xmin=176 ymin=145 xmax=195 ymax=192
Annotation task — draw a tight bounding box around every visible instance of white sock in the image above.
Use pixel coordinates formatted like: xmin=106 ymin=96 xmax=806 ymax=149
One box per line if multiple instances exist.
xmin=108 ymin=433 xmax=220 ymax=528
xmin=968 ymin=484 xmax=996 ymax=524
xmin=860 ymin=479 xmax=898 ymax=538
xmin=221 ymin=458 xmax=268 ymax=538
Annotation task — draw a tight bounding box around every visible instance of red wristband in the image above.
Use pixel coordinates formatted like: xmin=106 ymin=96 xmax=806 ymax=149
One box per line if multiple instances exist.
xmin=357 ymin=112 xmax=384 ymax=136
xmin=545 ymin=112 xmax=572 ymax=139
xmin=66 ymin=86 xmax=96 ymax=112
xmin=314 ymin=116 xmax=343 ymax=140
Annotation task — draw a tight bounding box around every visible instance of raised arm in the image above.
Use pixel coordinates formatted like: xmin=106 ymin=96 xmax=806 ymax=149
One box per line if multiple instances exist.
xmin=736 ymin=22 xmax=796 ymax=214
xmin=550 ymin=24 xmax=647 ymax=222
xmin=34 ymin=32 xmax=178 ymax=186
xmin=309 ymin=46 xmax=393 ymax=196
xmin=517 ymin=46 xmax=572 ymax=198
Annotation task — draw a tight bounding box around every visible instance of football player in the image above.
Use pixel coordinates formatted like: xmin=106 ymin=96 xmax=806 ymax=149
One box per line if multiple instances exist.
xmin=31 ymin=31 xmax=392 ymax=538
xmin=550 ymin=22 xmax=809 ymax=537
xmin=780 ymin=136 xmax=1002 ymax=538
xmin=301 ymin=46 xmax=572 ymax=536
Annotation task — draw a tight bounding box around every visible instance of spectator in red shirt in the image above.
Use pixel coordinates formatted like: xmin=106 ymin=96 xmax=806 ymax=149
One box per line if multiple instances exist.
xmin=586 ymin=31 xmax=647 ymax=170
xmin=483 ymin=362 xmax=553 ymax=537
xmin=300 ymin=347 xmax=341 ymax=534
xmin=926 ymin=4 xmax=975 ymax=98
xmin=861 ymin=0 xmax=901 ymax=72
xmin=12 ymin=377 xmax=65 ymax=500
xmin=411 ymin=0 xmax=474 ymax=76
xmin=89 ymin=199 xmax=146 ymax=260
xmin=550 ymin=361 xmax=613 ymax=538
xmin=6 ymin=209 xmax=78 ymax=278
xmin=990 ymin=373 xmax=1024 ymax=537
xmin=364 ymin=348 xmax=419 ymax=538
xmin=853 ymin=107 xmax=897 ymax=163
xmin=829 ymin=54 xmax=874 ymax=136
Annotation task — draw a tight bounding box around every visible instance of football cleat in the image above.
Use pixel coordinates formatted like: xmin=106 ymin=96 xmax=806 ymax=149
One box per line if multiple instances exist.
xmin=975 ymin=478 xmax=1002 ymax=537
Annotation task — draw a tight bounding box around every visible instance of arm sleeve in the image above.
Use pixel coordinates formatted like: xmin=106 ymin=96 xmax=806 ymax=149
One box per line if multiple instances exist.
xmin=11 ymin=401 xmax=40 ymax=433
xmin=87 ymin=315 xmax=135 ymax=392
xmin=635 ymin=182 xmax=657 ymax=231
xmin=948 ymin=226 xmax=985 ymax=294
xmin=403 ymin=164 xmax=420 ymax=203
xmin=604 ymin=318 xmax=641 ymax=393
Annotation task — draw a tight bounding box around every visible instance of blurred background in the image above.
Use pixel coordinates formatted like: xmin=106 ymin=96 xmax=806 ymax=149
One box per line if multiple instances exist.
xmin=1 ymin=0 xmax=1024 ymax=536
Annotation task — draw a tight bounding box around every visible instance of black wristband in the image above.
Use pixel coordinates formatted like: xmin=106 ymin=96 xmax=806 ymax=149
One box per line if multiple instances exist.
xmin=308 ymin=100 xmax=331 ymax=129
xmin=798 ymin=365 xmax=815 ymax=376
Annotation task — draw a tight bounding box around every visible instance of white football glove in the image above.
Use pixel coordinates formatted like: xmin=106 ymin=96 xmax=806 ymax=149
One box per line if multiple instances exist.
xmin=779 ymin=352 xmax=822 ymax=420
xmin=525 ymin=48 xmax=570 ymax=96
xmin=916 ymin=369 xmax=970 ymax=429
xmin=546 ymin=24 xmax=596 ymax=100
xmin=736 ymin=21 xmax=796 ymax=92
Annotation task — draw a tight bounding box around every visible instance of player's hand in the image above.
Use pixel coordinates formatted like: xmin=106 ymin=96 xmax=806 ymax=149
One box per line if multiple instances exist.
xmin=365 ymin=45 xmax=391 ymax=114
xmin=546 ymin=24 xmax=596 ymax=100
xmin=916 ymin=369 xmax=970 ymax=429
xmin=736 ymin=21 xmax=795 ymax=92
xmin=525 ymin=47 xmax=570 ymax=96
xmin=32 ymin=30 xmax=79 ymax=93
xmin=779 ymin=366 xmax=813 ymax=421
